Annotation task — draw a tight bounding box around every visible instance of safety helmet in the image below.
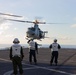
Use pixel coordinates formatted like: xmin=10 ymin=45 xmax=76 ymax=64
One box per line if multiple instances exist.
xmin=31 ymin=39 xmax=34 ymax=41
xmin=13 ymin=38 xmax=20 ymax=43
xmin=54 ymin=39 xmax=57 ymax=42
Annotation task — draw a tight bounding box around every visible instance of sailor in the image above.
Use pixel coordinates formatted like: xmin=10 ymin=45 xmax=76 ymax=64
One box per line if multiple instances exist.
xmin=35 ymin=42 xmax=42 ymax=54
xmin=49 ymin=39 xmax=61 ymax=66
xmin=27 ymin=39 xmax=37 ymax=65
xmin=9 ymin=38 xmax=24 ymax=75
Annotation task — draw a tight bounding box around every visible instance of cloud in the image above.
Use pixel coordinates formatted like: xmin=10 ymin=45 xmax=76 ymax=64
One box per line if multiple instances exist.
xmin=0 ymin=30 xmax=4 ymax=35
xmin=14 ymin=28 xmax=18 ymax=30
xmin=50 ymin=36 xmax=72 ymax=40
xmin=5 ymin=34 xmax=14 ymax=38
xmin=0 ymin=22 xmax=11 ymax=30
xmin=70 ymin=24 xmax=76 ymax=28
xmin=0 ymin=13 xmax=25 ymax=34
xmin=0 ymin=23 xmax=11 ymax=35
xmin=0 ymin=15 xmax=12 ymax=34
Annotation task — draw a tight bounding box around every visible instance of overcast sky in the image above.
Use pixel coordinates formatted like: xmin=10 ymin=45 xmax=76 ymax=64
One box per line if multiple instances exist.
xmin=0 ymin=0 xmax=76 ymax=45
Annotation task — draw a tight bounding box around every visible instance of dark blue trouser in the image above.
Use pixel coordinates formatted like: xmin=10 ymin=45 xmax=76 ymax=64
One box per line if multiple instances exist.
xmin=12 ymin=56 xmax=23 ymax=74
xmin=29 ymin=49 xmax=37 ymax=63
xmin=50 ymin=51 xmax=58 ymax=64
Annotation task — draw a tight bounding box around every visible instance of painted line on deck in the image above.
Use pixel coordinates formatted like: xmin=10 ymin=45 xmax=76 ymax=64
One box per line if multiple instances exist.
xmin=3 ymin=64 xmax=76 ymax=75
xmin=4 ymin=67 xmax=39 ymax=75
xmin=0 ymin=58 xmax=76 ymax=75
xmin=0 ymin=58 xmax=76 ymax=69
xmin=23 ymin=63 xmax=76 ymax=75
xmin=0 ymin=58 xmax=11 ymax=62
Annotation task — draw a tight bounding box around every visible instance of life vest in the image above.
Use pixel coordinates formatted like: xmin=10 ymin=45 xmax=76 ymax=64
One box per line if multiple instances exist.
xmin=51 ymin=43 xmax=59 ymax=51
xmin=29 ymin=40 xmax=35 ymax=50
xmin=12 ymin=44 xmax=21 ymax=57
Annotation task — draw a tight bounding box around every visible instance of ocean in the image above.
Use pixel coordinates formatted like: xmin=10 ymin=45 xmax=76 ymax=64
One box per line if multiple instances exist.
xmin=0 ymin=44 xmax=76 ymax=50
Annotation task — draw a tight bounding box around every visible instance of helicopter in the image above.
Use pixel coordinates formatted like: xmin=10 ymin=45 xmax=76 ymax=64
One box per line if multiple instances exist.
xmin=26 ymin=20 xmax=48 ymax=40
xmin=6 ymin=19 xmax=48 ymax=40
xmin=0 ymin=12 xmax=65 ymax=40
xmin=0 ymin=12 xmax=48 ymax=40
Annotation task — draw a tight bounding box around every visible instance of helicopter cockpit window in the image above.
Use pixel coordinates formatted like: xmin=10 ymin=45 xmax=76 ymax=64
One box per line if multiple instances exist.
xmin=31 ymin=27 xmax=35 ymax=31
xmin=28 ymin=27 xmax=35 ymax=31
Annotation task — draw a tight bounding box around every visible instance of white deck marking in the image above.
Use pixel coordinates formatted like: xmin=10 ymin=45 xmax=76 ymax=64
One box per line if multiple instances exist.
xmin=4 ymin=67 xmax=39 ymax=75
xmin=0 ymin=58 xmax=76 ymax=75
xmin=0 ymin=58 xmax=11 ymax=62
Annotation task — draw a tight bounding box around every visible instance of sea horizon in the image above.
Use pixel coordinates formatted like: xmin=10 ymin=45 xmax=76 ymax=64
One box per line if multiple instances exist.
xmin=0 ymin=44 xmax=76 ymax=50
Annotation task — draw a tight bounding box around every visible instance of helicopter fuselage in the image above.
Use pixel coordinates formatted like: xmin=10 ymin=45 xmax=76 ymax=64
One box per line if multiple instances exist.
xmin=26 ymin=24 xmax=47 ymax=40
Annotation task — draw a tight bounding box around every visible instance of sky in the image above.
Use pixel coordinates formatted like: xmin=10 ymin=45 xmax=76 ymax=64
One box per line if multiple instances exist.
xmin=0 ymin=0 xmax=76 ymax=45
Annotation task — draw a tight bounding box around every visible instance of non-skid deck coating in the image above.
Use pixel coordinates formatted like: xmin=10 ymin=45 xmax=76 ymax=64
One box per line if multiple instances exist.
xmin=0 ymin=48 xmax=76 ymax=75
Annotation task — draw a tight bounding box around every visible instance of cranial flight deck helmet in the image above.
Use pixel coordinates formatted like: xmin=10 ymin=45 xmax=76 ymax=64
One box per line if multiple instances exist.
xmin=13 ymin=38 xmax=20 ymax=43
xmin=54 ymin=39 xmax=57 ymax=42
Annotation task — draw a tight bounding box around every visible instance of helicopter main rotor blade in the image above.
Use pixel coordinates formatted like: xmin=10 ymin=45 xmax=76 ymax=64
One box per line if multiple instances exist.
xmin=47 ymin=23 xmax=67 ymax=24
xmin=4 ymin=18 xmax=67 ymax=24
xmin=0 ymin=12 xmax=22 ymax=17
xmin=5 ymin=19 xmax=34 ymax=23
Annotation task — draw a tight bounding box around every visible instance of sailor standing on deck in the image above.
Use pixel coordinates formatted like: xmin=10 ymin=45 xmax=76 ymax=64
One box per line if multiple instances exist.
xmin=27 ymin=39 xmax=37 ymax=65
xmin=9 ymin=38 xmax=24 ymax=75
xmin=49 ymin=39 xmax=61 ymax=66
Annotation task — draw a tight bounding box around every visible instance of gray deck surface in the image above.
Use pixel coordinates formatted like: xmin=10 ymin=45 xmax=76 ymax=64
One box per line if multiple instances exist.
xmin=0 ymin=48 xmax=76 ymax=75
